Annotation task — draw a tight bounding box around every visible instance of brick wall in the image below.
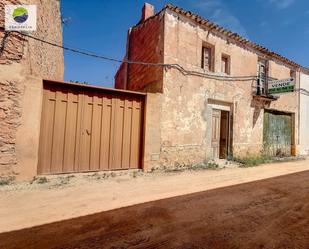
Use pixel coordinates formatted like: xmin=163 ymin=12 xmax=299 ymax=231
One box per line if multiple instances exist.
xmin=115 ymin=62 xmax=127 ymax=89
xmin=115 ymin=13 xmax=164 ymax=93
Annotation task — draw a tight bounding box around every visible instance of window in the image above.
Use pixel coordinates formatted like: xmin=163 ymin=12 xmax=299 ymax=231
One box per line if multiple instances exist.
xmin=257 ymin=59 xmax=268 ymax=95
xmin=290 ymin=69 xmax=296 ymax=80
xmin=221 ymin=54 xmax=230 ymax=74
xmin=202 ymin=44 xmax=214 ymax=71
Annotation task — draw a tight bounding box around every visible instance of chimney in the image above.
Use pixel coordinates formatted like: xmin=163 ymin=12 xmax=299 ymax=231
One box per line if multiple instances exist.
xmin=141 ymin=3 xmax=154 ymax=22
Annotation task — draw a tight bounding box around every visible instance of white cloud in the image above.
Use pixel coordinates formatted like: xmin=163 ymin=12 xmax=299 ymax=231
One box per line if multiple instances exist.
xmin=269 ymin=0 xmax=295 ymax=10
xmin=259 ymin=21 xmax=267 ymax=27
xmin=194 ymin=0 xmax=248 ymax=38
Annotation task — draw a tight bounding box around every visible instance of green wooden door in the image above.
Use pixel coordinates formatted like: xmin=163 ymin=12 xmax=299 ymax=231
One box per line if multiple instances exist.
xmin=263 ymin=111 xmax=292 ymax=157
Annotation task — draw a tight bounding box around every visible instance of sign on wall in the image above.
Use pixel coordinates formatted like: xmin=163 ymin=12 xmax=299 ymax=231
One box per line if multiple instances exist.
xmin=268 ymin=78 xmax=295 ymax=94
xmin=5 ymin=5 xmax=37 ymax=32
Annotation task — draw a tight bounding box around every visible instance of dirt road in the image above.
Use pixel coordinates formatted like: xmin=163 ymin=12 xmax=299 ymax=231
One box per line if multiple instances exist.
xmin=1 ymin=159 xmax=309 ymax=234
xmin=1 ymin=170 xmax=309 ymax=249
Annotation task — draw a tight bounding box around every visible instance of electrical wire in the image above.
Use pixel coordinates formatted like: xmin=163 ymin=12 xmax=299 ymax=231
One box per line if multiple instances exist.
xmin=23 ymin=31 xmax=256 ymax=81
xmin=0 ymin=31 xmax=9 ymax=56
xmin=0 ymin=27 xmax=257 ymax=82
xmin=297 ymin=88 xmax=309 ymax=96
xmin=2 ymin=29 xmax=308 ymax=94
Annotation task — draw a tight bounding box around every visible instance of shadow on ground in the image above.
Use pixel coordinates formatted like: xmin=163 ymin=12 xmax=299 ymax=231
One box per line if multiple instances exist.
xmin=1 ymin=171 xmax=309 ymax=249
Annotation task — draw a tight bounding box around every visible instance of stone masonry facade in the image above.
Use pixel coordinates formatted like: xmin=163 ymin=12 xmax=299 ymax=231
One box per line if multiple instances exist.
xmin=0 ymin=0 xmax=64 ymax=178
xmin=116 ymin=4 xmax=307 ymax=170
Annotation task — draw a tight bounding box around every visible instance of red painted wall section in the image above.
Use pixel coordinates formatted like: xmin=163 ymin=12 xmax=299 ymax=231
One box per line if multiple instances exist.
xmin=115 ymin=62 xmax=127 ymax=89
xmin=115 ymin=12 xmax=164 ymax=93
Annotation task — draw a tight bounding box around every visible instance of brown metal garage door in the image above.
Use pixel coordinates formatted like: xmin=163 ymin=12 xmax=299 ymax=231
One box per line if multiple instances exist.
xmin=38 ymin=81 xmax=145 ymax=174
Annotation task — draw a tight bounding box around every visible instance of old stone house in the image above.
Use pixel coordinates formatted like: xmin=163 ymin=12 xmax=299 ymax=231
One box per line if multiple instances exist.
xmin=1 ymin=1 xmax=308 ymax=180
xmin=0 ymin=0 xmax=64 ymax=178
xmin=116 ymin=3 xmax=309 ymax=168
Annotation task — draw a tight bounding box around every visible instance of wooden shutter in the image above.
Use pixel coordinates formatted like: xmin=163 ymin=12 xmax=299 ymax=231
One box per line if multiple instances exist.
xmin=202 ymin=47 xmax=212 ymax=71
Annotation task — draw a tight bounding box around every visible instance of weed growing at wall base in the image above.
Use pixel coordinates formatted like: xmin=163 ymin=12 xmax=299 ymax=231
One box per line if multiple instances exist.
xmin=0 ymin=176 xmax=15 ymax=186
xmin=30 ymin=176 xmax=49 ymax=184
xmin=233 ymin=155 xmax=274 ymax=167
xmin=233 ymin=155 xmax=305 ymax=167
xmin=164 ymin=160 xmax=219 ymax=172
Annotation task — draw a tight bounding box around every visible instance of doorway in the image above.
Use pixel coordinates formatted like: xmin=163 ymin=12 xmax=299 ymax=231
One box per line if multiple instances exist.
xmin=263 ymin=110 xmax=293 ymax=157
xmin=211 ymin=109 xmax=230 ymax=159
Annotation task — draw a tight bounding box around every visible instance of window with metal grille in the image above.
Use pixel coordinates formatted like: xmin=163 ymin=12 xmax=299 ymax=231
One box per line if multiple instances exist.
xmin=257 ymin=59 xmax=268 ymax=95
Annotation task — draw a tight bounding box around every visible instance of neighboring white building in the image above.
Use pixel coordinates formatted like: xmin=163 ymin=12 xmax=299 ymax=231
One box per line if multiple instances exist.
xmin=300 ymin=70 xmax=309 ymax=155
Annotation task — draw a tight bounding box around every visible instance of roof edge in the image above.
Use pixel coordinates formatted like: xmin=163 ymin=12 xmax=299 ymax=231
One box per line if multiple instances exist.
xmin=134 ymin=3 xmax=308 ymax=72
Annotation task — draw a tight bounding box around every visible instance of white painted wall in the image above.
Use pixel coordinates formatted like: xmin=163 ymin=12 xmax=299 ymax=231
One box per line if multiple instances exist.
xmin=300 ymin=72 xmax=309 ymax=155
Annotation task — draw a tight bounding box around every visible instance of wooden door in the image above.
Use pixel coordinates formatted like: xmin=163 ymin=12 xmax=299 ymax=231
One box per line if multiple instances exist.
xmin=38 ymin=82 xmax=144 ymax=174
xmin=219 ymin=111 xmax=229 ymax=159
xmin=212 ymin=109 xmax=221 ymax=158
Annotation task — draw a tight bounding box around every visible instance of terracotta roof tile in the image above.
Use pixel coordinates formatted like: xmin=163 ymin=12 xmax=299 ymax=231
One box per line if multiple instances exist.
xmin=159 ymin=3 xmax=308 ymax=72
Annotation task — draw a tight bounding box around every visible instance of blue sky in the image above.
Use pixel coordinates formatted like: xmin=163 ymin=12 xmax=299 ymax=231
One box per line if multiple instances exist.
xmin=61 ymin=0 xmax=309 ymax=87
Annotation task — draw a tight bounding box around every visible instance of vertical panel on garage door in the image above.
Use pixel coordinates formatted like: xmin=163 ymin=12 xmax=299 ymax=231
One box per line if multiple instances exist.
xmin=79 ymin=92 xmax=93 ymax=172
xmin=38 ymin=87 xmax=55 ymax=174
xmin=61 ymin=91 xmax=81 ymax=172
xmin=62 ymin=91 xmax=80 ymax=173
xmin=130 ymin=99 xmax=143 ymax=168
xmin=100 ymin=95 xmax=112 ymax=170
xmin=111 ymin=98 xmax=125 ymax=170
xmin=38 ymin=82 xmax=144 ymax=174
xmin=38 ymin=86 xmax=82 ymax=174
xmin=122 ymin=99 xmax=133 ymax=168
xmin=89 ymin=95 xmax=102 ymax=171
xmin=263 ymin=110 xmax=292 ymax=157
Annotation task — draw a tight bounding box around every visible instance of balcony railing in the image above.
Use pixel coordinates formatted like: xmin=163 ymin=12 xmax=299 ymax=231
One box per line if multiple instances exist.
xmin=252 ymin=75 xmax=278 ymax=101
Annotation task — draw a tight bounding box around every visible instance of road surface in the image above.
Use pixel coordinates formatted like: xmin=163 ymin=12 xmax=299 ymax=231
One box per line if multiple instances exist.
xmin=1 ymin=170 xmax=309 ymax=248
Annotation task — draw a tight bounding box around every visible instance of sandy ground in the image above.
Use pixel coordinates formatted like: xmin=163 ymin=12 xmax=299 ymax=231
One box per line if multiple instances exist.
xmin=1 ymin=168 xmax=309 ymax=249
xmin=0 ymin=159 xmax=308 ymax=234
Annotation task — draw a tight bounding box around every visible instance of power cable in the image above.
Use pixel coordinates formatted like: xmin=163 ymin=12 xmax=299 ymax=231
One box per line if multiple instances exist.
xmin=0 ymin=31 xmax=9 ymax=56
xmin=25 ymin=32 xmax=257 ymax=81
xmin=297 ymin=88 xmax=309 ymax=96
xmin=0 ymin=27 xmax=257 ymax=82
xmin=2 ymin=28 xmax=308 ymax=94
